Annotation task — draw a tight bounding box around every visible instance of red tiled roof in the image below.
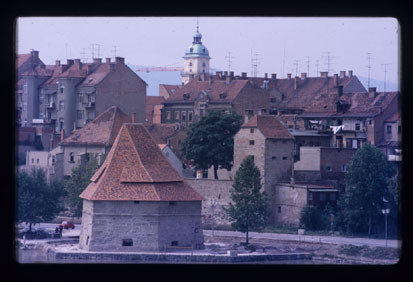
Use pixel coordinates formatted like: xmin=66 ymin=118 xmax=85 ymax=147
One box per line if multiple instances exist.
xmin=386 ymin=111 xmax=400 ymax=122
xmin=242 ymin=115 xmax=294 ymax=139
xmin=147 ymin=96 xmax=165 ymax=105
xmin=16 ymin=54 xmax=32 ymax=69
xmin=302 ymin=91 xmax=399 ymax=118
xmin=145 ymin=123 xmax=180 ymax=144
xmin=165 ymin=79 xmax=249 ymax=103
xmin=80 ymin=123 xmax=204 ymax=201
xmin=60 ymin=106 xmax=131 ymax=146
xmin=160 ymin=84 xmax=183 ymax=97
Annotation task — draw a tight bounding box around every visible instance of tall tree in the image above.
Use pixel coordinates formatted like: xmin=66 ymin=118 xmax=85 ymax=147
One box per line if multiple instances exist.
xmin=224 ymin=156 xmax=268 ymax=244
xmin=64 ymin=153 xmax=105 ymax=217
xmin=17 ymin=168 xmax=65 ymax=232
xmin=181 ymin=109 xmax=242 ymax=179
xmin=338 ymin=143 xmax=395 ymax=235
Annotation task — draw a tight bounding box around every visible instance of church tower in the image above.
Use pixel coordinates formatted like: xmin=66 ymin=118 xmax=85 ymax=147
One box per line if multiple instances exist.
xmin=182 ymin=24 xmax=211 ymax=85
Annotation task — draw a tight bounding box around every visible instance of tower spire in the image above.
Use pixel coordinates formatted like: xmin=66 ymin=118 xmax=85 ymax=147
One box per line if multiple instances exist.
xmin=196 ymin=17 xmax=199 ymax=32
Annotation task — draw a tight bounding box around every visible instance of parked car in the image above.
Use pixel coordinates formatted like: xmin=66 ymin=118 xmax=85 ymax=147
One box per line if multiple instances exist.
xmin=58 ymin=221 xmax=75 ymax=230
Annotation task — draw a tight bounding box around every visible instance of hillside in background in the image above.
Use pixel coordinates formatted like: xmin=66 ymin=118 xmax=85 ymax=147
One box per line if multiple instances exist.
xmin=357 ymin=76 xmax=399 ymax=92
xmin=129 ymin=64 xmax=400 ymax=96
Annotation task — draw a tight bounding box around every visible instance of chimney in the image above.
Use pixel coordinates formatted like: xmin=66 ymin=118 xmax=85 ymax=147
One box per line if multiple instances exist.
xmin=271 ymin=73 xmax=277 ymax=80
xmin=223 ymin=71 xmax=228 ymax=77
xmin=294 ymin=76 xmax=299 ymax=90
xmin=337 ymin=85 xmax=343 ymax=97
xmin=241 ymin=72 xmax=247 ymax=79
xmin=93 ymin=58 xmax=102 ymax=64
xmin=320 ymin=72 xmax=328 ymax=78
xmin=368 ymin=87 xmax=377 ymax=98
xmin=340 ymin=71 xmax=346 ymax=78
xmin=229 ymin=71 xmax=234 ymax=77
xmin=55 ymin=60 xmax=61 ymax=67
xmin=31 ymin=50 xmax=39 ymax=59
xmin=287 ymin=73 xmax=292 ymax=79
xmin=66 ymin=59 xmax=74 ymax=66
xmin=131 ymin=112 xmax=136 ymax=123
xmin=348 ymin=70 xmax=353 ymax=77
xmin=61 ymin=129 xmax=65 ymax=141
xmin=301 ymin=73 xmax=307 ymax=79
xmin=264 ymin=73 xmax=268 ymax=79
xmin=115 ymin=57 xmax=125 ymax=65
xmin=226 ymin=75 xmax=231 ymax=84
xmin=334 ymin=74 xmax=339 ymax=86
xmin=86 ymin=64 xmax=92 ymax=74
xmin=216 ymin=71 xmax=223 ymax=78
xmin=106 ymin=58 xmax=111 ymax=63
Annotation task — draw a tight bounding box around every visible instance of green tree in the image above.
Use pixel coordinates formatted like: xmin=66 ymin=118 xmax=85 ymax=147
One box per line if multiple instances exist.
xmin=17 ymin=167 xmax=65 ymax=231
xmin=338 ymin=143 xmax=395 ymax=235
xmin=64 ymin=153 xmax=105 ymax=217
xmin=224 ymin=156 xmax=268 ymax=244
xmin=181 ymin=109 xmax=242 ymax=179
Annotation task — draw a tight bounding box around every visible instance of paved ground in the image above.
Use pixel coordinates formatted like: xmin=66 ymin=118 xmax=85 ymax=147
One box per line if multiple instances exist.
xmin=203 ymin=230 xmax=401 ymax=248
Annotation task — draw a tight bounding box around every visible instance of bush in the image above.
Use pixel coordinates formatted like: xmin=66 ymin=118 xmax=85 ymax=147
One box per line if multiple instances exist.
xmin=338 ymin=244 xmax=368 ymax=256
xmin=299 ymin=206 xmax=329 ymax=231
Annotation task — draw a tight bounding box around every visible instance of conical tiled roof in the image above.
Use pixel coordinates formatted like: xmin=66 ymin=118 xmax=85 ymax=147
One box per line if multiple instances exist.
xmin=80 ymin=123 xmax=204 ymax=201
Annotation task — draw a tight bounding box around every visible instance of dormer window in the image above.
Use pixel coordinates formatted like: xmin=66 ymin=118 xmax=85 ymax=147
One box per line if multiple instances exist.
xmin=219 ymin=93 xmax=227 ymax=99
xmin=183 ymin=93 xmax=190 ymax=100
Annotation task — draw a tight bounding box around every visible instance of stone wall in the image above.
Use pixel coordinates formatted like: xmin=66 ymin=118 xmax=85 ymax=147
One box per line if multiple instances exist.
xmin=273 ymin=183 xmax=308 ymax=227
xmin=79 ymin=200 xmax=203 ymax=252
xmin=187 ymin=179 xmax=233 ymax=226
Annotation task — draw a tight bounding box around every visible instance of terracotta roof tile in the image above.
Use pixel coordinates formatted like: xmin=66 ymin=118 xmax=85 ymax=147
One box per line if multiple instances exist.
xmin=80 ymin=123 xmax=204 ymax=201
xmin=145 ymin=123 xmax=180 ymax=144
xmin=60 ymin=106 xmax=131 ymax=146
xmin=242 ymin=115 xmax=294 ymax=139
xmin=164 ymin=79 xmax=249 ymax=103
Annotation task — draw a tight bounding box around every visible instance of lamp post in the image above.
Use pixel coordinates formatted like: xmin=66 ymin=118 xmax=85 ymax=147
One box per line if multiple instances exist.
xmin=210 ymin=200 xmax=216 ymax=240
xmin=381 ymin=208 xmax=390 ymax=248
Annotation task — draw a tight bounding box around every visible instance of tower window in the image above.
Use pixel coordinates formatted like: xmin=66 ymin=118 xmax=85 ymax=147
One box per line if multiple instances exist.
xmin=249 ymin=140 xmax=255 ymax=145
xmin=122 ymin=239 xmax=133 ymax=246
xmin=189 ymin=62 xmax=193 ymax=66
xmin=190 ymin=48 xmax=193 ymax=53
xmin=202 ymin=62 xmax=206 ymax=67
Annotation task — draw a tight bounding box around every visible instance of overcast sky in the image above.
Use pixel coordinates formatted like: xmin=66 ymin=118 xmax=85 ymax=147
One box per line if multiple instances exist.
xmin=16 ymin=17 xmax=400 ymax=85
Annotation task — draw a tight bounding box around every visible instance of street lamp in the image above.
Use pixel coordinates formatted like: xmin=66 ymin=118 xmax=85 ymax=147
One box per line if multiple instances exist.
xmin=381 ymin=208 xmax=390 ymax=248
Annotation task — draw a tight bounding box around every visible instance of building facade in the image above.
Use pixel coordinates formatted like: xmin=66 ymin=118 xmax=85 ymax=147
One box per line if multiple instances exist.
xmin=16 ymin=52 xmax=147 ymax=137
xmin=233 ymin=115 xmax=295 ymax=223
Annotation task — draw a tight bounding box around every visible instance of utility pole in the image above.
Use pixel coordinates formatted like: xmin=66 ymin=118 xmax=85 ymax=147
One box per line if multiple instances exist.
xmin=225 ymin=52 xmax=234 ymax=72
xmin=251 ymin=50 xmax=260 ymax=77
xmin=367 ymin=53 xmax=372 ymax=88
xmin=80 ymin=48 xmax=88 ymax=63
xmin=381 ymin=63 xmax=390 ymax=92
xmin=293 ymin=60 xmax=299 ymax=77
xmin=111 ymin=45 xmax=119 ymax=58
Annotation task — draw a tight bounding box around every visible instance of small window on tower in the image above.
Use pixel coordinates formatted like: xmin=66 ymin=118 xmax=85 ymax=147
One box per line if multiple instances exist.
xmin=190 ymin=48 xmax=193 ymax=53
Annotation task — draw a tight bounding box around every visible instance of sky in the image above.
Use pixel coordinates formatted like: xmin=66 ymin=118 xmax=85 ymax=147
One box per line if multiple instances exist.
xmin=16 ymin=17 xmax=400 ymax=87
